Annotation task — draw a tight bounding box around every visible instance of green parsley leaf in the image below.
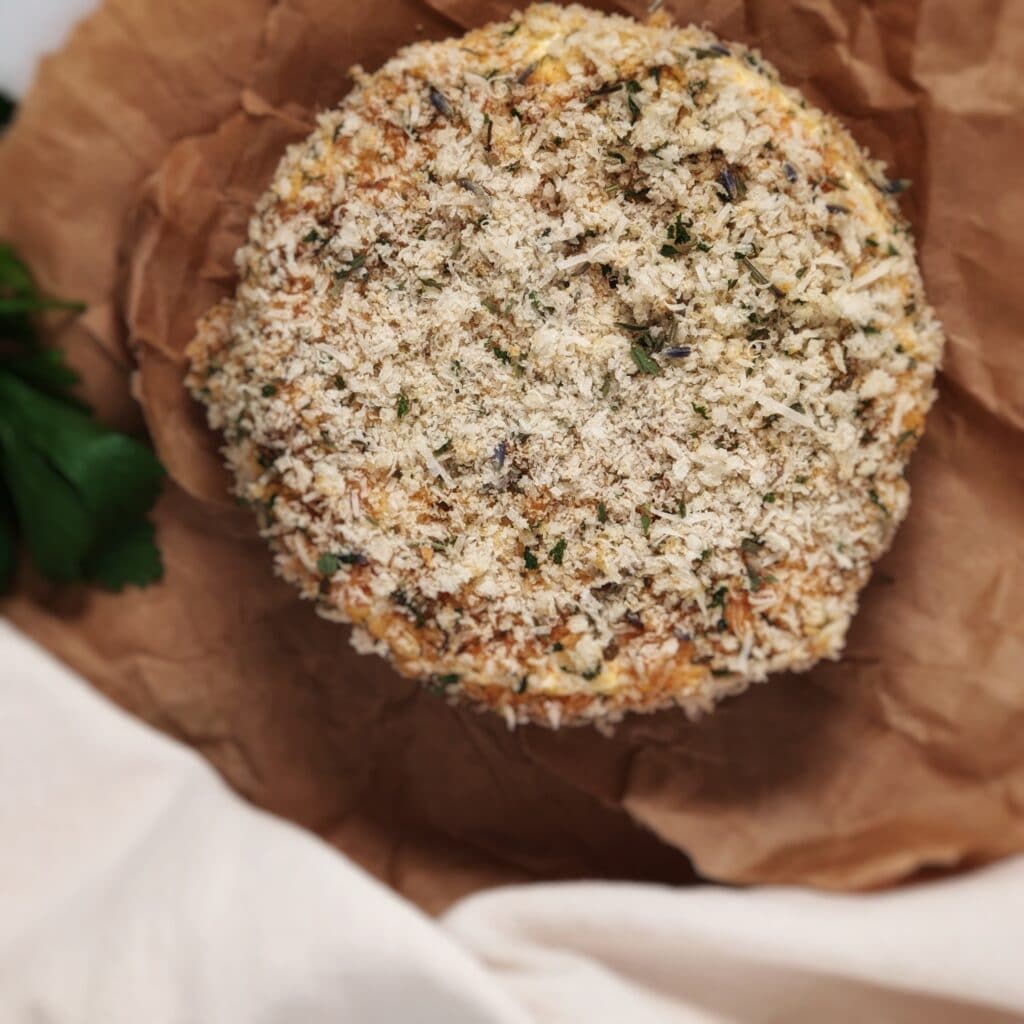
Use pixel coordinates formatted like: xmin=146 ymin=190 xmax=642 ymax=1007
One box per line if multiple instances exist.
xmin=523 ymin=547 xmax=539 ymax=571
xmin=549 ymin=538 xmax=566 ymax=564
xmin=83 ymin=519 xmax=163 ymax=591
xmin=397 ymin=393 xmax=410 ymax=418
xmin=692 ymin=403 xmax=709 ymax=419
xmin=0 ymin=93 xmax=14 ymax=131
xmin=0 ymin=248 xmax=164 ymax=593
xmin=0 ymin=395 xmax=161 ymax=588
xmin=597 ymin=501 xmax=608 ymax=524
xmin=0 ymin=473 xmax=19 ymax=587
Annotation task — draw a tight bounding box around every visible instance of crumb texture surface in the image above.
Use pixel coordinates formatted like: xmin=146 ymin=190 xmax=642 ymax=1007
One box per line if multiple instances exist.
xmin=187 ymin=3 xmax=944 ymax=726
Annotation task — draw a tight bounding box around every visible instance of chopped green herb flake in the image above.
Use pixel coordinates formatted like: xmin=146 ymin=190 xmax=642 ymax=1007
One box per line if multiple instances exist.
xmin=597 ymin=501 xmax=608 ymax=524
xmin=335 ymin=252 xmax=366 ymax=282
xmin=631 ymin=346 xmax=661 ymax=375
xmin=397 ymin=394 xmax=410 ymax=418
xmin=763 ymin=492 xmax=776 ymax=504
xmin=523 ymin=548 xmax=539 ymax=570
xmin=549 ymin=538 xmax=567 ymax=565
xmin=692 ymin=403 xmax=709 ymax=419
xmin=317 ymin=553 xmax=340 ymax=575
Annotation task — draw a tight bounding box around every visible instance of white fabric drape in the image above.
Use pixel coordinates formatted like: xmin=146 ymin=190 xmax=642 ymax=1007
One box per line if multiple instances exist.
xmin=1 ymin=621 xmax=1021 ymax=1024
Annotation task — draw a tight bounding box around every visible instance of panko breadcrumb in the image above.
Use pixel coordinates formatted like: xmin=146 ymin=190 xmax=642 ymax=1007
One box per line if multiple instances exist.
xmin=186 ymin=4 xmax=944 ymax=727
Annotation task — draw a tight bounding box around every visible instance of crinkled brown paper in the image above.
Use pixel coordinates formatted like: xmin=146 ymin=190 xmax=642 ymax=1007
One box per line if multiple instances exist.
xmin=1 ymin=0 xmax=1022 ymax=912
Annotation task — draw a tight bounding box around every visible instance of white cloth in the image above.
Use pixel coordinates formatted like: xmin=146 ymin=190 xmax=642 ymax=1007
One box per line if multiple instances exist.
xmin=1 ymin=620 xmax=1022 ymax=1024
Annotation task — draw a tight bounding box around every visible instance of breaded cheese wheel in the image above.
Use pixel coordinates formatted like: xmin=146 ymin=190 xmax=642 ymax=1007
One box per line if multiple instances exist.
xmin=187 ymin=4 xmax=944 ymax=727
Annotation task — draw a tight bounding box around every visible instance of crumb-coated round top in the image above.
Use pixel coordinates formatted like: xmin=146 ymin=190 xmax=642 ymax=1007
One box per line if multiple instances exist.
xmin=187 ymin=3 xmax=944 ymax=727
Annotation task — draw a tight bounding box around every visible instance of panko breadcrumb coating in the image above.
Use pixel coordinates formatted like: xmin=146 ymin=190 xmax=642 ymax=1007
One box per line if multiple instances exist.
xmin=186 ymin=4 xmax=944 ymax=727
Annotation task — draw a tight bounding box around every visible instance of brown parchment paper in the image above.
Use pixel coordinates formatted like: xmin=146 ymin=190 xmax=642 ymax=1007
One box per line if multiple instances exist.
xmin=1 ymin=0 xmax=1023 ymax=913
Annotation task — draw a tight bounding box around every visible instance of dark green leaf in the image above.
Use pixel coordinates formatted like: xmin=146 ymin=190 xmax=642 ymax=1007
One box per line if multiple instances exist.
xmin=84 ymin=518 xmax=163 ymax=591
xmin=0 ymin=93 xmax=14 ymax=130
xmin=0 ymin=378 xmax=163 ymax=533
xmin=0 ymin=484 xmax=16 ymax=592
xmin=2 ymin=346 xmax=82 ymax=404
xmin=0 ymin=418 xmax=94 ymax=581
xmin=0 ymin=246 xmax=164 ymax=593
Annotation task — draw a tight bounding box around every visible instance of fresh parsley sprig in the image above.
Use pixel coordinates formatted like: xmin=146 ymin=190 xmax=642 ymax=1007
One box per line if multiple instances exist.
xmin=0 ymin=242 xmax=164 ymax=593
